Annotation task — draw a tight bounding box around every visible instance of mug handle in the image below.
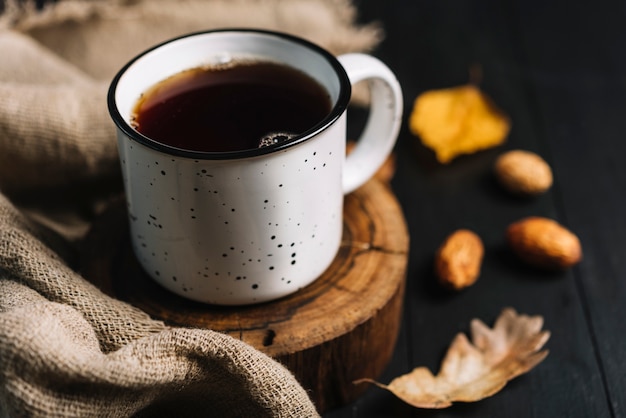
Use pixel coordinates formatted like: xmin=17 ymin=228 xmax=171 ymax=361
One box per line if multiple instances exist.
xmin=337 ymin=53 xmax=403 ymax=194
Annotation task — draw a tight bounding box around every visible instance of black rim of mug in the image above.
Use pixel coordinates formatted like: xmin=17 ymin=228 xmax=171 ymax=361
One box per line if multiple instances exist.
xmin=107 ymin=28 xmax=352 ymax=160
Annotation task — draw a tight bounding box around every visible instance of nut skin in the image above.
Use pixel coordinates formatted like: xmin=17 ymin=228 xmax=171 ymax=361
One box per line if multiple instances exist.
xmin=435 ymin=229 xmax=484 ymax=290
xmin=494 ymin=150 xmax=553 ymax=196
xmin=506 ymin=216 xmax=582 ymax=270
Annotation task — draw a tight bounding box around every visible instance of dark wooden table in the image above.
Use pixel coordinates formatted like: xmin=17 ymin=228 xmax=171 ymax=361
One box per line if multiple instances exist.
xmin=327 ymin=1 xmax=626 ymax=417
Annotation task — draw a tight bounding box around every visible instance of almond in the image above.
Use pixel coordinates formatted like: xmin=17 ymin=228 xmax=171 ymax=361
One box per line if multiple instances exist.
xmin=506 ymin=216 xmax=582 ymax=270
xmin=435 ymin=229 xmax=484 ymax=290
xmin=494 ymin=150 xmax=553 ymax=196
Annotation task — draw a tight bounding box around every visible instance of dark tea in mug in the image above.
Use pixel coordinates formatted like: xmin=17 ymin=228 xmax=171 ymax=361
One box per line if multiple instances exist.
xmin=131 ymin=60 xmax=332 ymax=152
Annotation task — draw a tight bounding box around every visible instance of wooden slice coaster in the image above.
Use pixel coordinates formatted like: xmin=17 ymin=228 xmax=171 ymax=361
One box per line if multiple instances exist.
xmin=80 ymin=179 xmax=409 ymax=412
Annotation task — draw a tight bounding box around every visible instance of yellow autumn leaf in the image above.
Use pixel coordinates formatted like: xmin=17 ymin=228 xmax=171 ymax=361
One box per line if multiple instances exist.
xmin=355 ymin=308 xmax=549 ymax=409
xmin=409 ymin=84 xmax=510 ymax=163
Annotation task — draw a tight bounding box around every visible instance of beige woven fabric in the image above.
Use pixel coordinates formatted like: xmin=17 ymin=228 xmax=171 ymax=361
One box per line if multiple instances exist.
xmin=0 ymin=1 xmax=382 ymax=416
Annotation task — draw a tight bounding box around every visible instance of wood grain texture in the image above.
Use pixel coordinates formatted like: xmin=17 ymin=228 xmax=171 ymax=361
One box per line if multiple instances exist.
xmin=81 ymin=179 xmax=409 ymax=412
xmin=322 ymin=1 xmax=622 ymax=417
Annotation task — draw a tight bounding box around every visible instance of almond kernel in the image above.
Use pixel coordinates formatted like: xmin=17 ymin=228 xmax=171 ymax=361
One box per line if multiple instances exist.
xmin=494 ymin=150 xmax=553 ymax=196
xmin=506 ymin=216 xmax=582 ymax=270
xmin=435 ymin=229 xmax=484 ymax=290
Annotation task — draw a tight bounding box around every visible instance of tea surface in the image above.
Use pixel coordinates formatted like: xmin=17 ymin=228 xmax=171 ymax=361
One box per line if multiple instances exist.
xmin=132 ymin=61 xmax=332 ymax=152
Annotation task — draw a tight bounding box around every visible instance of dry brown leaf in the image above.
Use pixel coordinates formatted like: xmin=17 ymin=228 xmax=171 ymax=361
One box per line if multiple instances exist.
xmin=409 ymin=84 xmax=510 ymax=163
xmin=355 ymin=308 xmax=549 ymax=409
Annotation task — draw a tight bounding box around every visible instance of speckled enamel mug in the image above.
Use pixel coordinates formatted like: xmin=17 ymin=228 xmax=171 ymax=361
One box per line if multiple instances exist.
xmin=108 ymin=29 xmax=402 ymax=305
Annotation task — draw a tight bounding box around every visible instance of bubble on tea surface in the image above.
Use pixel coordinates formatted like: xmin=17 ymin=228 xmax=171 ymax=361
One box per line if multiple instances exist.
xmin=258 ymin=132 xmax=296 ymax=148
xmin=216 ymin=53 xmax=232 ymax=64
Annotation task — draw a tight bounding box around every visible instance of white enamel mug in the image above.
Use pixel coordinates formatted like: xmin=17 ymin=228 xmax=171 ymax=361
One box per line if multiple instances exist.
xmin=108 ymin=29 xmax=402 ymax=305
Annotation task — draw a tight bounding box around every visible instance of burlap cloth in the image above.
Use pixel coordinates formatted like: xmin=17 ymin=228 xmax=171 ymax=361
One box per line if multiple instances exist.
xmin=0 ymin=1 xmax=382 ymax=416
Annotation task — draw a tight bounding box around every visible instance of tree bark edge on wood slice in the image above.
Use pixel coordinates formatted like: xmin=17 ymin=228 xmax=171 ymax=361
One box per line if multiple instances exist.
xmin=80 ymin=179 xmax=409 ymax=412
